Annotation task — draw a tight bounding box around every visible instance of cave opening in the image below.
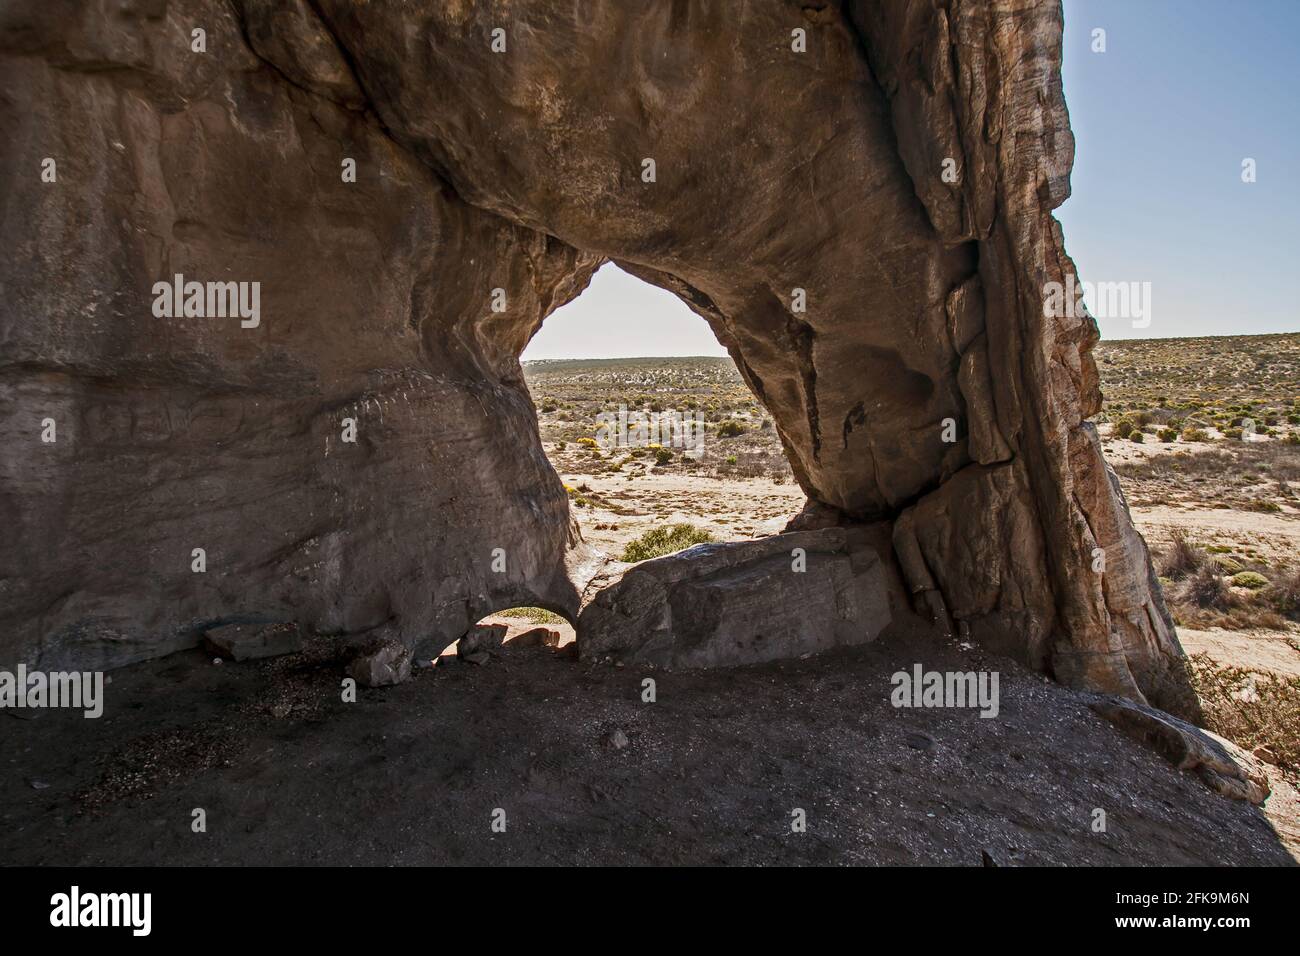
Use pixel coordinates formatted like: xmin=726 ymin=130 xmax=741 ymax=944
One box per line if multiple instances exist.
xmin=518 ymin=262 xmax=803 ymax=565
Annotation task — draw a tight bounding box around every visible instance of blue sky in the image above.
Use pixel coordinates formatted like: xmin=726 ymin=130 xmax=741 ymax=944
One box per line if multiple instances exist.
xmin=1058 ymin=0 xmax=1299 ymax=339
xmin=524 ymin=0 xmax=1298 ymax=359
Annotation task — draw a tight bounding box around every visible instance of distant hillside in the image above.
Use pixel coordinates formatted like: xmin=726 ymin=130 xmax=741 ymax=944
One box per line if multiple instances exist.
xmin=1095 ymin=332 xmax=1299 ymax=409
xmin=526 ymin=334 xmax=1300 ymax=414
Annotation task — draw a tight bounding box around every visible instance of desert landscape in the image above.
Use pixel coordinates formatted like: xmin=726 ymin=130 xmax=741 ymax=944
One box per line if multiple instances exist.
xmin=521 ymin=333 xmax=1300 ymax=802
xmin=4 ymin=0 xmax=1296 ymax=884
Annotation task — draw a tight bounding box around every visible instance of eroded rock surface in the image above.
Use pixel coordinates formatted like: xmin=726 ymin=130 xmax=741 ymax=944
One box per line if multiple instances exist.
xmin=203 ymin=621 xmax=301 ymax=662
xmin=0 ymin=0 xmax=1191 ymax=721
xmin=580 ymin=530 xmax=890 ymax=668
xmin=1090 ymin=696 xmax=1270 ymax=805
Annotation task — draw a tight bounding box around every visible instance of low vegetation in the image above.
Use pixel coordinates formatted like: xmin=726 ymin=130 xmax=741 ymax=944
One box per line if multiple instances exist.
xmin=524 ymin=357 xmax=792 ymax=481
xmin=1154 ymin=532 xmax=1296 ymax=631
xmin=620 ymin=523 xmax=715 ymax=562
xmin=1183 ymin=653 xmax=1300 ymax=780
xmin=496 ymin=606 xmax=567 ymax=626
xmin=524 ymin=342 xmax=1298 ymax=787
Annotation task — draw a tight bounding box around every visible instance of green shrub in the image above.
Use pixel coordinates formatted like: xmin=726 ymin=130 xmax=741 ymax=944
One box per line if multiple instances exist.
xmin=1180 ymin=427 xmax=1210 ymax=442
xmin=620 ymin=524 xmax=716 ymax=563
xmin=1230 ymin=571 xmax=1269 ymax=590
xmin=497 ymin=606 xmax=566 ymax=626
xmin=716 ymin=419 xmax=745 ymax=438
xmin=654 ymin=447 xmax=673 ymax=465
xmin=1212 ymin=555 xmax=1244 ymax=574
xmin=1129 ymin=431 xmax=1145 ymax=443
xmin=1157 ymin=427 xmax=1178 ymax=442
xmin=1116 ymin=420 xmax=1135 ymax=439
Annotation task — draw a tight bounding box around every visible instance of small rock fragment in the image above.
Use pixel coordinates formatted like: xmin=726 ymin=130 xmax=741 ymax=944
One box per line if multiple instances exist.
xmin=1253 ymin=745 xmax=1279 ymax=766
xmin=905 ymin=732 xmax=934 ymax=752
xmin=347 ymin=638 xmax=413 ymax=687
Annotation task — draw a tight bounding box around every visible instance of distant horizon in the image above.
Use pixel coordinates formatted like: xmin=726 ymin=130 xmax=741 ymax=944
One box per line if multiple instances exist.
xmin=523 ymin=328 xmax=1299 ymax=365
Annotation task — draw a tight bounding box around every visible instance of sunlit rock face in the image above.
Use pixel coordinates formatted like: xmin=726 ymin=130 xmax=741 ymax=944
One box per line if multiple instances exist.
xmin=579 ymin=529 xmax=892 ymax=669
xmin=0 ymin=0 xmax=1190 ymax=714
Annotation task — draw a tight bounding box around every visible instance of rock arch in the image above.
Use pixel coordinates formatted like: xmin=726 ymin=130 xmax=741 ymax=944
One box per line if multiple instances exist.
xmin=0 ymin=0 xmax=1190 ymax=714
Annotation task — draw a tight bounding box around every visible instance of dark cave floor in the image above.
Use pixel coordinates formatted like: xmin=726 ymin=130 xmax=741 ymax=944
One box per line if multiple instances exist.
xmin=2 ymin=628 xmax=1294 ymax=866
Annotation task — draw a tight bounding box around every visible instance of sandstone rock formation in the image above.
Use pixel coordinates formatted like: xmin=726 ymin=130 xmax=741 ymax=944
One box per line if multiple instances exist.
xmin=0 ymin=1 xmax=1191 ymax=717
xmin=580 ymin=529 xmax=891 ymax=668
xmin=1089 ymin=697 xmax=1270 ymax=804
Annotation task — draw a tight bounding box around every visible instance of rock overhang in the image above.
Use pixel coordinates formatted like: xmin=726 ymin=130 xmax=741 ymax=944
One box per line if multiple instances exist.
xmin=0 ymin=0 xmax=1193 ymax=722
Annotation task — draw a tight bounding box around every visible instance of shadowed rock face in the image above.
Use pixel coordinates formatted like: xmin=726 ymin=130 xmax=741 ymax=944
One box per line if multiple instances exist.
xmin=0 ymin=1 xmax=1191 ymax=713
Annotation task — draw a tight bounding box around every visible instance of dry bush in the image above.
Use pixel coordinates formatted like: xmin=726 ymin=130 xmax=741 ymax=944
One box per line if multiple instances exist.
xmin=1265 ymin=568 xmax=1300 ymax=621
xmin=1164 ymin=560 xmax=1291 ymax=630
xmin=1185 ymin=565 xmax=1236 ymax=610
xmin=1158 ymin=531 xmax=1204 ymax=580
xmin=1184 ymin=653 xmax=1300 ymax=779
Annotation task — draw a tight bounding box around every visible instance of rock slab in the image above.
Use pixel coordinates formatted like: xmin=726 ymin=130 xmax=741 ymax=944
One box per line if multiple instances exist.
xmin=579 ymin=529 xmax=890 ymax=668
xmin=203 ymin=623 xmax=302 ymax=662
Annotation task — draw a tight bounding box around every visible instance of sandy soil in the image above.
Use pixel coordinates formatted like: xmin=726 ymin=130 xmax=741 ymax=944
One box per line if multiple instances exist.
xmin=1131 ymin=505 xmax=1300 ymax=565
xmin=561 ymin=472 xmax=805 ymax=557
xmin=1177 ymin=627 xmax=1300 ymax=679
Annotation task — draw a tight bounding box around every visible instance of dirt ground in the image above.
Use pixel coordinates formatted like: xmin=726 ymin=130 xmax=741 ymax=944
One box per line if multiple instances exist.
xmin=561 ymin=472 xmax=805 ymax=558
xmin=2 ymin=629 xmax=1294 ymax=866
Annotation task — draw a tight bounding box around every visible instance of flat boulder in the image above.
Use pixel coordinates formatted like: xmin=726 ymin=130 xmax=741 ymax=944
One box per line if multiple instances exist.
xmin=203 ymin=622 xmax=302 ymax=662
xmin=1089 ymin=696 xmax=1270 ymax=804
xmin=578 ymin=529 xmax=890 ymax=669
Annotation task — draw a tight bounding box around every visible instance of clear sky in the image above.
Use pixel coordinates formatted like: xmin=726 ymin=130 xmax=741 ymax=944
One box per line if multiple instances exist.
xmin=525 ymin=0 xmax=1298 ymax=360
xmin=1058 ymin=0 xmax=1299 ymax=339
xmin=522 ymin=261 xmax=726 ymax=360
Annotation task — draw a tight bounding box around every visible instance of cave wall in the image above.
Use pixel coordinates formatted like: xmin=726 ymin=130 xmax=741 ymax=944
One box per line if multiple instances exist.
xmin=0 ymin=0 xmax=1189 ymax=712
xmin=1 ymin=0 xmax=595 ymax=669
